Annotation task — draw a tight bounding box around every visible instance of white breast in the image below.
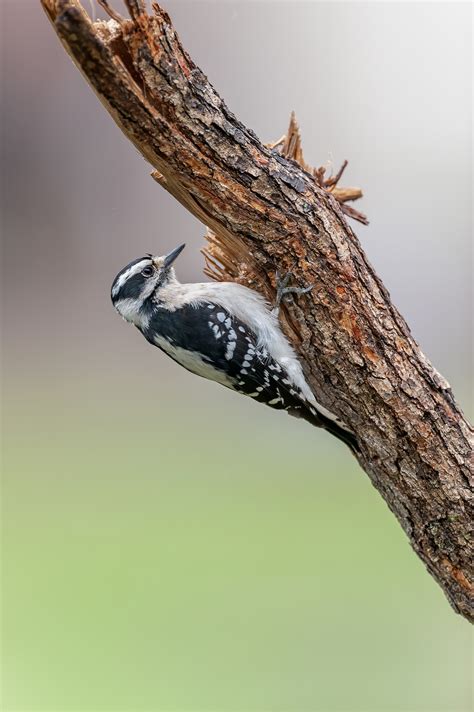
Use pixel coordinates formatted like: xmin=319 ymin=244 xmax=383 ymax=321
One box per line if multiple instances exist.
xmin=153 ymin=334 xmax=236 ymax=389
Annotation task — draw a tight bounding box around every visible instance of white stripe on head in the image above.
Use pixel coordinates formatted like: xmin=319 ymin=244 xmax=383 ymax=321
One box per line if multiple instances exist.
xmin=111 ymin=258 xmax=149 ymax=298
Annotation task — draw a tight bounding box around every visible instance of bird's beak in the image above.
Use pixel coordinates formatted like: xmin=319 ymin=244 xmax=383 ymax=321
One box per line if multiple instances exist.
xmin=163 ymin=243 xmax=186 ymax=269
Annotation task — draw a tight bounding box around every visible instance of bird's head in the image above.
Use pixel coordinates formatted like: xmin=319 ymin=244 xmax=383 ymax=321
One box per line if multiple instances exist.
xmin=111 ymin=243 xmax=185 ymax=324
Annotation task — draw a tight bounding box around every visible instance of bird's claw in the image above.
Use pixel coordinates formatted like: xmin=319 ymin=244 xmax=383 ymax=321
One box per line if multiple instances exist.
xmin=273 ymin=271 xmax=313 ymax=315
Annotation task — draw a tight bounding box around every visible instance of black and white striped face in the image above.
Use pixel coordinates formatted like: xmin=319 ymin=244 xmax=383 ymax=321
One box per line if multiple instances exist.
xmin=111 ymin=244 xmax=185 ymax=324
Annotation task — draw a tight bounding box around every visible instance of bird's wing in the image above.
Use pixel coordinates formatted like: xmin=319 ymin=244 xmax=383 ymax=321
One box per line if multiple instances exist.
xmin=145 ymin=301 xmax=358 ymax=452
xmin=204 ymin=304 xmax=359 ymax=452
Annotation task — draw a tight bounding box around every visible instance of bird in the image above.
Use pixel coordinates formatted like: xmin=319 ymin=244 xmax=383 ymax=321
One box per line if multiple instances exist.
xmin=111 ymin=244 xmax=359 ymax=453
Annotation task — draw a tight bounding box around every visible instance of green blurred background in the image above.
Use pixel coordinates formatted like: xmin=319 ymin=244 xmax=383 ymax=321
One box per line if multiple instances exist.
xmin=2 ymin=1 xmax=472 ymax=710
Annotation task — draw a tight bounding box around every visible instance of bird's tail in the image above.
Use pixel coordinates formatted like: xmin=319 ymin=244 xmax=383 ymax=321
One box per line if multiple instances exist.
xmin=289 ymin=406 xmax=360 ymax=455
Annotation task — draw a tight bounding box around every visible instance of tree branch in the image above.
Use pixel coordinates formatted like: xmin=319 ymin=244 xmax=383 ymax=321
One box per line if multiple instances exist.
xmin=41 ymin=0 xmax=473 ymax=621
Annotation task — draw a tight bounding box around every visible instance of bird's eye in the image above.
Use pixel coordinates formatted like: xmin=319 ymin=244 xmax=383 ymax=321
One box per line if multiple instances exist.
xmin=141 ymin=266 xmax=154 ymax=278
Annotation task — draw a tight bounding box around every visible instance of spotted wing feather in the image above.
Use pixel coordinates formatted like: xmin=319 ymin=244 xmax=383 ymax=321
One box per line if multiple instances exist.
xmin=144 ymin=302 xmax=358 ymax=452
xmin=205 ymin=306 xmax=359 ymax=452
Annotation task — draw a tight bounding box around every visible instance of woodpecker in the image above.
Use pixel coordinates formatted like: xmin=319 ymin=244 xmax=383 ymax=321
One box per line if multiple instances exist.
xmin=111 ymin=244 xmax=359 ymax=453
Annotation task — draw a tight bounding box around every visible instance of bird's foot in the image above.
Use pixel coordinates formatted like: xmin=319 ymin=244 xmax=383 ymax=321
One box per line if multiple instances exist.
xmin=273 ymin=271 xmax=313 ymax=315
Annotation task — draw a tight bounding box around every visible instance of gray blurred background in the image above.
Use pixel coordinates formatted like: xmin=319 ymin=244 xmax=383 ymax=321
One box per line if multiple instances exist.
xmin=2 ymin=1 xmax=472 ymax=711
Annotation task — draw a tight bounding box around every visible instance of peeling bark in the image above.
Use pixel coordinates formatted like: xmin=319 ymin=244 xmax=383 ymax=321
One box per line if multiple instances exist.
xmin=41 ymin=0 xmax=473 ymax=622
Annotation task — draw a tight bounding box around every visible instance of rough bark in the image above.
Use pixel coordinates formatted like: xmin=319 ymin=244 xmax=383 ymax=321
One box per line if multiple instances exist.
xmin=41 ymin=0 xmax=473 ymax=622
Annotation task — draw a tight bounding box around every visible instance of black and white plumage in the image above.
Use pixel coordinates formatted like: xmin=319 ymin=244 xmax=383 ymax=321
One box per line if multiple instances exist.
xmin=111 ymin=244 xmax=359 ymax=453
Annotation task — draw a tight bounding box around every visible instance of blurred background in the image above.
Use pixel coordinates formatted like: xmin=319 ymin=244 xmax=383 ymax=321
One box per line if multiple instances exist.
xmin=2 ymin=1 xmax=472 ymax=710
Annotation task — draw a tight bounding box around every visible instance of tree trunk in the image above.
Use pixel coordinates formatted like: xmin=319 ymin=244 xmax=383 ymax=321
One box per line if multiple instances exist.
xmin=41 ymin=0 xmax=473 ymax=622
